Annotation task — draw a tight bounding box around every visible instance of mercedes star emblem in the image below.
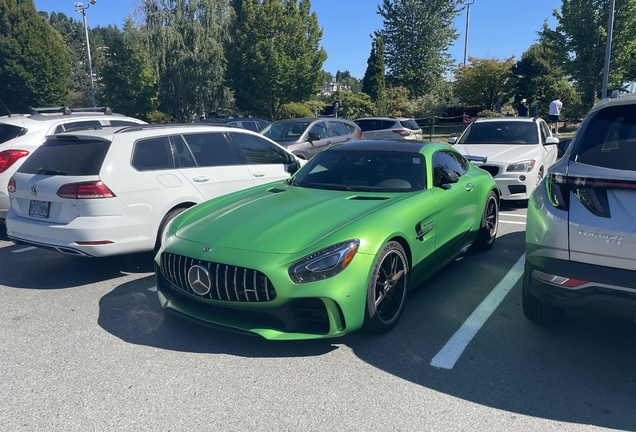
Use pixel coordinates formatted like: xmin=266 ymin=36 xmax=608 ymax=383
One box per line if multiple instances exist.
xmin=187 ymin=264 xmax=212 ymax=296
xmin=30 ymin=184 xmax=38 ymax=197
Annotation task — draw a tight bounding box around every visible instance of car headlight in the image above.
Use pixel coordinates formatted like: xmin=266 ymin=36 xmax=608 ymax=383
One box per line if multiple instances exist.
xmin=289 ymin=239 xmax=360 ymax=284
xmin=507 ymin=159 xmax=536 ymax=172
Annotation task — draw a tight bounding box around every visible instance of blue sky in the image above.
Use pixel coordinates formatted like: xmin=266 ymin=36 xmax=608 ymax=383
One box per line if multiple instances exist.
xmin=34 ymin=0 xmax=561 ymax=79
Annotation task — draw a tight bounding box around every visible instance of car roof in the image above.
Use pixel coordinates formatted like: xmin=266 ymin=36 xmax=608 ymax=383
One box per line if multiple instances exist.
xmin=326 ymin=139 xmax=441 ymax=154
xmin=353 ymin=116 xmax=414 ymax=121
xmin=588 ymin=91 xmax=636 ymax=114
xmin=472 ymin=117 xmax=540 ymax=124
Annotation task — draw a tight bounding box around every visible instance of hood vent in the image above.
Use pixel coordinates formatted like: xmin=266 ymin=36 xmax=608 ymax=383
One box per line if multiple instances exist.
xmin=348 ymin=196 xmax=389 ymax=201
xmin=268 ymin=188 xmax=286 ymax=194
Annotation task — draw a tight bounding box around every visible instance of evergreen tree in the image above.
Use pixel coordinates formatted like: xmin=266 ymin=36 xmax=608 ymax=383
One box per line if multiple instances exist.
xmin=226 ymin=0 xmax=327 ymax=120
xmin=377 ymin=0 xmax=461 ymax=97
xmin=362 ymin=36 xmax=387 ymax=115
xmin=0 ymin=0 xmax=70 ymax=112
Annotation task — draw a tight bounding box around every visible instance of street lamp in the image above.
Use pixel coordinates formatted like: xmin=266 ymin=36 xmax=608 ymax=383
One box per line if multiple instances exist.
xmin=601 ymin=0 xmax=615 ymax=99
xmin=462 ymin=0 xmax=476 ymax=66
xmin=75 ymin=0 xmax=97 ymax=108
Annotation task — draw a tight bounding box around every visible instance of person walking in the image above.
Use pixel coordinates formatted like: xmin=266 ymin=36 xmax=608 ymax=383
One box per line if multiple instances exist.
xmin=493 ymin=98 xmax=503 ymax=114
xmin=549 ymin=96 xmax=563 ymax=134
xmin=517 ymin=99 xmax=529 ymax=117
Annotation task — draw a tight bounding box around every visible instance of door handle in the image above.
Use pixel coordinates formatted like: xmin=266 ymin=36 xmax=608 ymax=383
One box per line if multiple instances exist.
xmin=466 ymin=183 xmax=474 ymax=191
xmin=252 ymin=172 xmax=265 ymax=178
xmin=192 ymin=176 xmax=209 ymax=183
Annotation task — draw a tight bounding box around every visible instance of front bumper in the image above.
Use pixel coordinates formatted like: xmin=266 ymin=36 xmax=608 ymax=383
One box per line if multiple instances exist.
xmin=154 ymin=241 xmax=375 ymax=340
xmin=524 ymin=256 xmax=636 ymax=320
xmin=479 ymin=164 xmax=541 ymax=200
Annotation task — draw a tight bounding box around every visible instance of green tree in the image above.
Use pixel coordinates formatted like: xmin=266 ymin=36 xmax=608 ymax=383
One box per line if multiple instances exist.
xmin=362 ymin=36 xmax=387 ymax=115
xmin=143 ymin=0 xmax=232 ymax=122
xmin=335 ymin=70 xmax=362 ymax=93
xmin=386 ymin=85 xmax=410 ymax=116
xmin=513 ymin=43 xmax=584 ymax=120
xmin=100 ymin=19 xmax=159 ymax=120
xmin=339 ymin=91 xmax=376 ymax=120
xmin=0 ymin=0 xmax=70 ymax=112
xmin=377 ymin=0 xmax=460 ymax=97
xmin=454 ymin=56 xmax=515 ymax=110
xmin=227 ymin=0 xmax=327 ymax=120
xmin=541 ymin=0 xmax=636 ymax=108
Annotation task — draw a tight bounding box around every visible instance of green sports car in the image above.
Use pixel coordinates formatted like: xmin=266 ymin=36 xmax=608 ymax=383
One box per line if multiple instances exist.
xmin=154 ymin=140 xmax=500 ymax=340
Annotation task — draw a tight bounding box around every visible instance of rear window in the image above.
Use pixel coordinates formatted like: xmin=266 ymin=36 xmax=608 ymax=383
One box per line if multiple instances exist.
xmin=400 ymin=120 xmax=420 ymax=130
xmin=355 ymin=119 xmax=382 ymax=132
xmin=18 ymin=138 xmax=110 ymax=176
xmin=0 ymin=123 xmax=26 ymax=145
xmin=576 ymin=105 xmax=636 ymax=171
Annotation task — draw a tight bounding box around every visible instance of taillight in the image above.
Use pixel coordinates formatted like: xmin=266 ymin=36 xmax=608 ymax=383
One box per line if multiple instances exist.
xmin=546 ymin=173 xmax=636 ymax=217
xmin=7 ymin=177 xmax=16 ymax=193
xmin=532 ymin=270 xmax=588 ymax=288
xmin=359 ymin=129 xmax=363 ymax=139
xmin=393 ymin=130 xmax=411 ymax=137
xmin=0 ymin=150 xmax=30 ymax=174
xmin=57 ymin=181 xmax=116 ymax=199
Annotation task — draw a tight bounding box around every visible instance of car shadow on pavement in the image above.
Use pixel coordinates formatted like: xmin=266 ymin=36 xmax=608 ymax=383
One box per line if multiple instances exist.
xmin=500 ymin=199 xmax=528 ymax=211
xmin=0 ymin=248 xmax=156 ymax=289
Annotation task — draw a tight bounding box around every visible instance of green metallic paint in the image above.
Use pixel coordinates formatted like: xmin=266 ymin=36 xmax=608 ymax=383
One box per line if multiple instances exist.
xmin=155 ymin=142 xmax=499 ymax=340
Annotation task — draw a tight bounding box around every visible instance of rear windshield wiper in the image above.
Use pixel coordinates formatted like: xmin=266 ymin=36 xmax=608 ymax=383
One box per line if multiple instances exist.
xmin=36 ymin=169 xmax=69 ymax=175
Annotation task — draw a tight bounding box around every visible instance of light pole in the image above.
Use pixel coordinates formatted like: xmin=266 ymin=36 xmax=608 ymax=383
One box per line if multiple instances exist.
xmin=601 ymin=0 xmax=615 ymax=99
xmin=75 ymin=0 xmax=97 ymax=108
xmin=463 ymin=0 xmax=476 ymax=66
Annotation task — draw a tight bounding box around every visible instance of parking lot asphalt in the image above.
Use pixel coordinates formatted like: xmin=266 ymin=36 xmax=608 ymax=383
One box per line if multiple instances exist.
xmin=1 ymin=205 xmax=635 ymax=431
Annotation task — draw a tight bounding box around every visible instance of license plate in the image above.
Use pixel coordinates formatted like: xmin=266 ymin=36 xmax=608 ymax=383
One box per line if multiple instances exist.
xmin=415 ymin=134 xmax=421 ymax=139
xmin=29 ymin=200 xmax=50 ymax=218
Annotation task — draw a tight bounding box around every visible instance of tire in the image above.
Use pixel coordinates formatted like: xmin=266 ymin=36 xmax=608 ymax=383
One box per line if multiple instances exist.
xmin=154 ymin=207 xmax=187 ymax=253
xmin=363 ymin=241 xmax=409 ymax=334
xmin=522 ymin=269 xmax=565 ymax=326
xmin=474 ymin=190 xmax=499 ymax=251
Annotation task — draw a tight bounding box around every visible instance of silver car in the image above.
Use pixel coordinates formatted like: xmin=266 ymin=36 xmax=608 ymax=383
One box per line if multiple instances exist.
xmin=523 ymin=91 xmax=636 ymax=325
xmin=261 ymin=117 xmax=362 ymax=160
xmin=353 ymin=116 xmax=422 ymax=140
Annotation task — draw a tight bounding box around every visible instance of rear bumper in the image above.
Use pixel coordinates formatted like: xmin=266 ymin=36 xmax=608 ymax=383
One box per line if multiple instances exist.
xmin=5 ymin=209 xmax=156 ymax=257
xmin=524 ymin=255 xmax=636 ymax=319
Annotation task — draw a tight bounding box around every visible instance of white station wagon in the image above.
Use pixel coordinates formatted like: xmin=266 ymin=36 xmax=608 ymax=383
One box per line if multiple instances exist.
xmin=5 ymin=124 xmax=301 ymax=257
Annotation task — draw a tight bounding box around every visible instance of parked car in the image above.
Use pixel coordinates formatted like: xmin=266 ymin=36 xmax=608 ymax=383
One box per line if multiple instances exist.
xmin=449 ymin=117 xmax=559 ymax=200
xmin=353 ymin=116 xmax=423 ymax=140
xmin=155 ymin=140 xmax=500 ymax=340
xmin=0 ymin=106 xmax=146 ymax=224
xmin=260 ymin=117 xmax=362 ymax=160
xmin=197 ymin=116 xmax=271 ymax=132
xmin=5 ymin=124 xmax=302 ymax=257
xmin=523 ymin=91 xmax=636 ymax=325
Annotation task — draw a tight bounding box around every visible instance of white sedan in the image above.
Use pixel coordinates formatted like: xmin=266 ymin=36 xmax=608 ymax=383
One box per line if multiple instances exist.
xmin=449 ymin=117 xmax=559 ymax=200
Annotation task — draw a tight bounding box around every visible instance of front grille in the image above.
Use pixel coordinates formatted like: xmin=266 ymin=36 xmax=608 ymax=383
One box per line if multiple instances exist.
xmin=160 ymin=252 xmax=276 ymax=302
xmin=480 ymin=165 xmax=500 ymax=177
xmin=508 ymin=185 xmax=527 ymax=195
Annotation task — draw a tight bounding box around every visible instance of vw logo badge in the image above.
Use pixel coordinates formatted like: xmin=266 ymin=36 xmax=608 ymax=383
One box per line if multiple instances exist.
xmin=30 ymin=184 xmax=38 ymax=197
xmin=187 ymin=264 xmax=212 ymax=296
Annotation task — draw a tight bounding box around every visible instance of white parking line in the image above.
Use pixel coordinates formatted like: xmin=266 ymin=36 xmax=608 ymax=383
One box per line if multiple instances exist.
xmin=499 ymin=213 xmax=527 ymax=218
xmin=430 ymin=253 xmax=525 ymax=370
xmin=148 ymin=286 xmax=157 ymax=292
xmin=499 ymin=220 xmax=526 ymax=225
xmin=12 ymin=246 xmax=36 ymax=253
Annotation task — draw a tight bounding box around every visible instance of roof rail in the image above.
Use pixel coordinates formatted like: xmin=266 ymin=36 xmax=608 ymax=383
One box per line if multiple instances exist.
xmin=114 ymin=123 xmax=220 ymax=134
xmin=30 ymin=106 xmax=113 ymax=115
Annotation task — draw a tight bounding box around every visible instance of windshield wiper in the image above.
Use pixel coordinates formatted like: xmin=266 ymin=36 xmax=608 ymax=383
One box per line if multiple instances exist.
xmin=36 ymin=169 xmax=69 ymax=175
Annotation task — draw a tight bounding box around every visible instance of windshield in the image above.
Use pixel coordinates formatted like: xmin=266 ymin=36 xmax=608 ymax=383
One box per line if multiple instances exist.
xmin=290 ymin=149 xmax=425 ymax=192
xmin=261 ymin=121 xmax=312 ymax=142
xmin=459 ymin=121 xmax=539 ymax=144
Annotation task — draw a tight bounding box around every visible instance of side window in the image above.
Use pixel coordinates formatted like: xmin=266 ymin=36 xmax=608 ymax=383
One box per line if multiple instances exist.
xmin=382 ymin=120 xmax=397 ymax=129
xmin=109 ymin=120 xmax=142 ymax=127
xmin=343 ymin=122 xmax=357 ymax=135
xmin=229 ymin=132 xmax=289 ymax=164
xmin=183 ymin=132 xmax=242 ymax=167
xmin=539 ymin=121 xmax=549 ymax=143
xmin=308 ymin=122 xmax=329 ymax=139
xmin=169 ymin=135 xmax=196 ymax=168
xmin=329 ymin=121 xmax=347 ymax=137
xmin=432 ymin=151 xmax=465 ymax=186
xmin=55 ymin=120 xmax=102 ymax=134
xmin=240 ymin=121 xmax=260 ymax=132
xmin=448 ymin=151 xmax=468 ymax=174
xmin=132 ymin=137 xmax=174 ymax=171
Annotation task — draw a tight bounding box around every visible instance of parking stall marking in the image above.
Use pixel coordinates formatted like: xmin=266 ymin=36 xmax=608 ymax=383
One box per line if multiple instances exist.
xmin=500 ymin=213 xmax=526 ymax=218
xmin=499 ymin=220 xmax=526 ymax=225
xmin=12 ymin=246 xmax=37 ymax=253
xmin=430 ymin=253 xmax=525 ymax=370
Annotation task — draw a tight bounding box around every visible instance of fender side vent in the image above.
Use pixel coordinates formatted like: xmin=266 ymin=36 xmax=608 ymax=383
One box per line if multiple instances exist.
xmin=268 ymin=188 xmax=286 ymax=194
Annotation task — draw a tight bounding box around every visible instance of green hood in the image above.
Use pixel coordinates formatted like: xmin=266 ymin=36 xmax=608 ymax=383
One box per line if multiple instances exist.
xmin=175 ymin=184 xmax=407 ymax=254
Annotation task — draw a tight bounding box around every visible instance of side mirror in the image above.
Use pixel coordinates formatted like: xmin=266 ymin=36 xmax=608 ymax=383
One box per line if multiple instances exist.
xmin=557 ymin=139 xmax=572 ymax=158
xmin=545 ymin=137 xmax=559 ymax=145
xmin=435 ymin=169 xmax=460 ymax=189
xmin=447 ymin=137 xmax=457 ymax=145
xmin=307 ymin=132 xmax=321 ymax=142
xmin=286 ymin=160 xmax=301 ymax=175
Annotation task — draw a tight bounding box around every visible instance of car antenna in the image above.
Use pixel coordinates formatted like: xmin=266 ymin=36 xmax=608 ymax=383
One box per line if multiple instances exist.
xmin=0 ymin=99 xmax=12 ymax=117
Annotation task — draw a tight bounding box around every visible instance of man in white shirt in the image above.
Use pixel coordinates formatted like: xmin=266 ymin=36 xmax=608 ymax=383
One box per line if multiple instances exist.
xmin=549 ymin=96 xmax=563 ymax=134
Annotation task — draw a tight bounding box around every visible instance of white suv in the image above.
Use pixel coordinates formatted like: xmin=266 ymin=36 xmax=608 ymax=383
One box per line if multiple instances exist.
xmin=0 ymin=106 xmax=146 ymax=223
xmin=5 ymin=124 xmax=301 ymax=257
xmin=523 ymin=91 xmax=636 ymax=325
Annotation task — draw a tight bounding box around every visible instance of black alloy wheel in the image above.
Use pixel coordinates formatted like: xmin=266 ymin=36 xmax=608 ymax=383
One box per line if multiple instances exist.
xmin=475 ymin=191 xmax=499 ymax=251
xmin=363 ymin=241 xmax=409 ymax=334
